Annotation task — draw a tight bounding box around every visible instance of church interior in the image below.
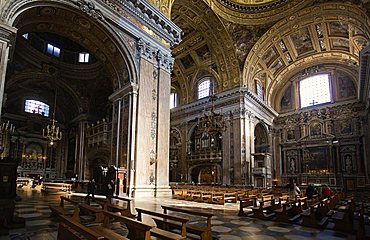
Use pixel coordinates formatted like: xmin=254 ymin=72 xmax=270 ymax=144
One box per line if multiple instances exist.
xmin=1 ymin=0 xmax=370 ymax=239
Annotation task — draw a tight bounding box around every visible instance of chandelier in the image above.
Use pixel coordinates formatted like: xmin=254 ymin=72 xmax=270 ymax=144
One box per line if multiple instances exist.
xmin=43 ymin=90 xmax=62 ymax=145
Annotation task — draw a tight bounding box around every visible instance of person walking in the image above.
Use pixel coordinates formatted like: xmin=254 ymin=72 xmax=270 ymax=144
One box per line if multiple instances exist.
xmin=85 ymin=179 xmax=96 ymax=201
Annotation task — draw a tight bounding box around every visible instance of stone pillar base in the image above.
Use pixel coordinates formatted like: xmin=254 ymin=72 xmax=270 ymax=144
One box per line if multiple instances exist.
xmin=132 ymin=185 xmax=172 ymax=198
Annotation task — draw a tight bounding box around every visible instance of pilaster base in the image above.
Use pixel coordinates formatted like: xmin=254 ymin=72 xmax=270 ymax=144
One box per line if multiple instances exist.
xmin=132 ymin=184 xmax=172 ymax=198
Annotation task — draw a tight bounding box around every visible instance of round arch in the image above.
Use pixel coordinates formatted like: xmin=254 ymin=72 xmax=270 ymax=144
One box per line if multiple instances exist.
xmin=3 ymin=0 xmax=139 ymax=88
xmin=242 ymin=2 xmax=370 ymax=106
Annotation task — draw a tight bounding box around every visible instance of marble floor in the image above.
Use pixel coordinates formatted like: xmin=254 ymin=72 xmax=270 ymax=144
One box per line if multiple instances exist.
xmin=0 ymin=186 xmax=357 ymax=240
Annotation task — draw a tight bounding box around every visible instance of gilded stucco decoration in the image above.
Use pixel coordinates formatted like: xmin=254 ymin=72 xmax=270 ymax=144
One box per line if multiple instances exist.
xmin=169 ymin=0 xmax=240 ymax=104
xmin=208 ymin=0 xmax=313 ymax=25
xmin=243 ymin=3 xmax=370 ymax=106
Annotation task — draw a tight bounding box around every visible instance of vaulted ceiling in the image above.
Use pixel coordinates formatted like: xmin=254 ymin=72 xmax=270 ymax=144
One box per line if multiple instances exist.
xmin=151 ymin=0 xmax=370 ymax=108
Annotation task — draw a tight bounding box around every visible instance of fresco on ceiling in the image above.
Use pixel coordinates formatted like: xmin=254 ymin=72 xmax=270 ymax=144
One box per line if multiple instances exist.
xmin=329 ymin=21 xmax=348 ymax=36
xmin=290 ymin=27 xmax=314 ymax=56
xmin=195 ymin=45 xmax=210 ymax=61
xmin=262 ymin=47 xmax=278 ymax=67
xmin=270 ymin=59 xmax=285 ymax=75
xmin=331 ymin=38 xmax=349 ymax=51
xmin=180 ymin=54 xmax=195 ymax=69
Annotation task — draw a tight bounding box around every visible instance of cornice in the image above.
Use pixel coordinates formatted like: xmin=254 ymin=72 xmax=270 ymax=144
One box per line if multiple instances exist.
xmin=0 ymin=22 xmax=17 ymax=44
xmin=216 ymin=0 xmax=289 ymax=13
xmin=170 ymin=87 xmax=278 ymax=123
xmin=108 ymin=0 xmax=182 ymax=46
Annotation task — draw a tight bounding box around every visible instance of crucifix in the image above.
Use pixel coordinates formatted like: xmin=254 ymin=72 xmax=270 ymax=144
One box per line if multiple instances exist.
xmin=309 ymin=99 xmax=318 ymax=106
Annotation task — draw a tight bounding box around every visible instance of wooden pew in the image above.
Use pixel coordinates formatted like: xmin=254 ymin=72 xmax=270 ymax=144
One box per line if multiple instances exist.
xmin=95 ymin=197 xmax=135 ymax=218
xmin=90 ymin=211 xmax=152 ymax=240
xmin=251 ymin=195 xmax=276 ymax=220
xmin=172 ymin=188 xmax=184 ymax=199
xmin=217 ymin=192 xmax=238 ymax=205
xmin=291 ymin=197 xmax=308 ymax=215
xmin=111 ymin=196 xmax=136 ymax=217
xmin=300 ymin=202 xmax=323 ymax=228
xmin=57 ymin=214 xmax=107 ymax=240
xmin=136 ymin=207 xmax=188 ymax=240
xmin=42 ymin=182 xmax=72 ymax=193
xmin=273 ymin=201 xmax=298 ymax=223
xmin=332 ymin=198 xmax=354 ymax=233
xmin=238 ymin=197 xmax=255 ymax=216
xmin=78 ymin=203 xmax=104 ymax=223
xmin=50 ymin=196 xmax=80 ymax=218
xmin=161 ymin=205 xmax=214 ymax=240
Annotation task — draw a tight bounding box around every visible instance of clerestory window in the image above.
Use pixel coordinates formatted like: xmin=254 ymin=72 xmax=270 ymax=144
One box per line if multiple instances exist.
xmin=46 ymin=43 xmax=60 ymax=58
xmin=25 ymin=100 xmax=50 ymax=117
xmin=299 ymin=74 xmax=331 ymax=108
xmin=170 ymin=92 xmax=178 ymax=109
xmin=198 ymin=78 xmax=211 ymax=99
xmin=79 ymin=52 xmax=90 ymax=63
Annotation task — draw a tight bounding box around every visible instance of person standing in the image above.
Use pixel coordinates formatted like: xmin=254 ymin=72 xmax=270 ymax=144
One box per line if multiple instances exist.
xmin=85 ymin=179 xmax=96 ymax=200
xmin=107 ymin=179 xmax=115 ymax=197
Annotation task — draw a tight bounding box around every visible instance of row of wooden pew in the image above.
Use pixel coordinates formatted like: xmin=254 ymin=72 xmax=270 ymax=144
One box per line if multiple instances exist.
xmin=172 ymin=185 xmax=283 ymax=205
xmin=238 ymin=191 xmax=357 ymax=233
xmin=52 ymin=195 xmax=215 ymax=240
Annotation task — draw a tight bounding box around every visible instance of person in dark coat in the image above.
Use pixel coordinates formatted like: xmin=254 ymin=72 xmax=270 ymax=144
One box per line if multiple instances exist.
xmin=306 ymin=184 xmax=315 ymax=199
xmin=85 ymin=179 xmax=96 ymax=200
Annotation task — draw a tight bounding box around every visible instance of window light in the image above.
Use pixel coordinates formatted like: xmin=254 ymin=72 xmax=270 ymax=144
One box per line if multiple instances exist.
xmin=79 ymin=52 xmax=90 ymax=63
xmin=170 ymin=92 xmax=177 ymax=109
xmin=25 ymin=100 xmax=50 ymax=117
xmin=46 ymin=43 xmax=60 ymax=57
xmin=300 ymin=74 xmax=331 ymax=108
xmin=198 ymin=79 xmax=211 ymax=99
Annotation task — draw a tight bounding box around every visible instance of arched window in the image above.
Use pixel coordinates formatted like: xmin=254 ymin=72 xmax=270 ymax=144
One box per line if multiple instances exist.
xmin=256 ymin=81 xmax=264 ymax=100
xmin=25 ymin=100 xmax=50 ymax=117
xmin=299 ymin=74 xmax=331 ymax=108
xmin=198 ymin=78 xmax=211 ymax=99
xmin=170 ymin=92 xmax=178 ymax=109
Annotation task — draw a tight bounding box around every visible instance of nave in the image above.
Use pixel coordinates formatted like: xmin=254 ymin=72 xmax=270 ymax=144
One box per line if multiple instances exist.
xmin=1 ymin=187 xmax=357 ymax=240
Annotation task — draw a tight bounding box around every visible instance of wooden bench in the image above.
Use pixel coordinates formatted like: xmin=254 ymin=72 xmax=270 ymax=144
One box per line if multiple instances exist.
xmin=238 ymin=197 xmax=255 ymax=216
xmin=136 ymin=207 xmax=188 ymax=240
xmin=300 ymin=202 xmax=322 ymax=228
xmin=273 ymin=201 xmax=298 ymax=223
xmin=111 ymin=196 xmax=136 ymax=217
xmin=90 ymin=211 xmax=152 ymax=240
xmin=161 ymin=205 xmax=214 ymax=240
xmin=216 ymin=192 xmax=238 ymax=205
xmin=42 ymin=182 xmax=72 ymax=193
xmin=94 ymin=198 xmax=135 ymax=218
xmin=57 ymin=214 xmax=107 ymax=240
xmin=78 ymin=203 xmax=104 ymax=223
xmin=50 ymin=196 xmax=80 ymax=218
xmin=251 ymin=195 xmax=276 ymax=220
xmin=173 ymin=189 xmax=185 ymax=199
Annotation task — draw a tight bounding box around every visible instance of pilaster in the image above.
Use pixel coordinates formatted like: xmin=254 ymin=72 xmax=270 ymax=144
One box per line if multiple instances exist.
xmin=0 ymin=23 xmax=16 ymax=119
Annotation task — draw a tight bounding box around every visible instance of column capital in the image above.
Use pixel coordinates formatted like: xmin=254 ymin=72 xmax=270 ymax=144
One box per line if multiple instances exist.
xmin=109 ymin=82 xmax=139 ymax=102
xmin=156 ymin=50 xmax=174 ymax=73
